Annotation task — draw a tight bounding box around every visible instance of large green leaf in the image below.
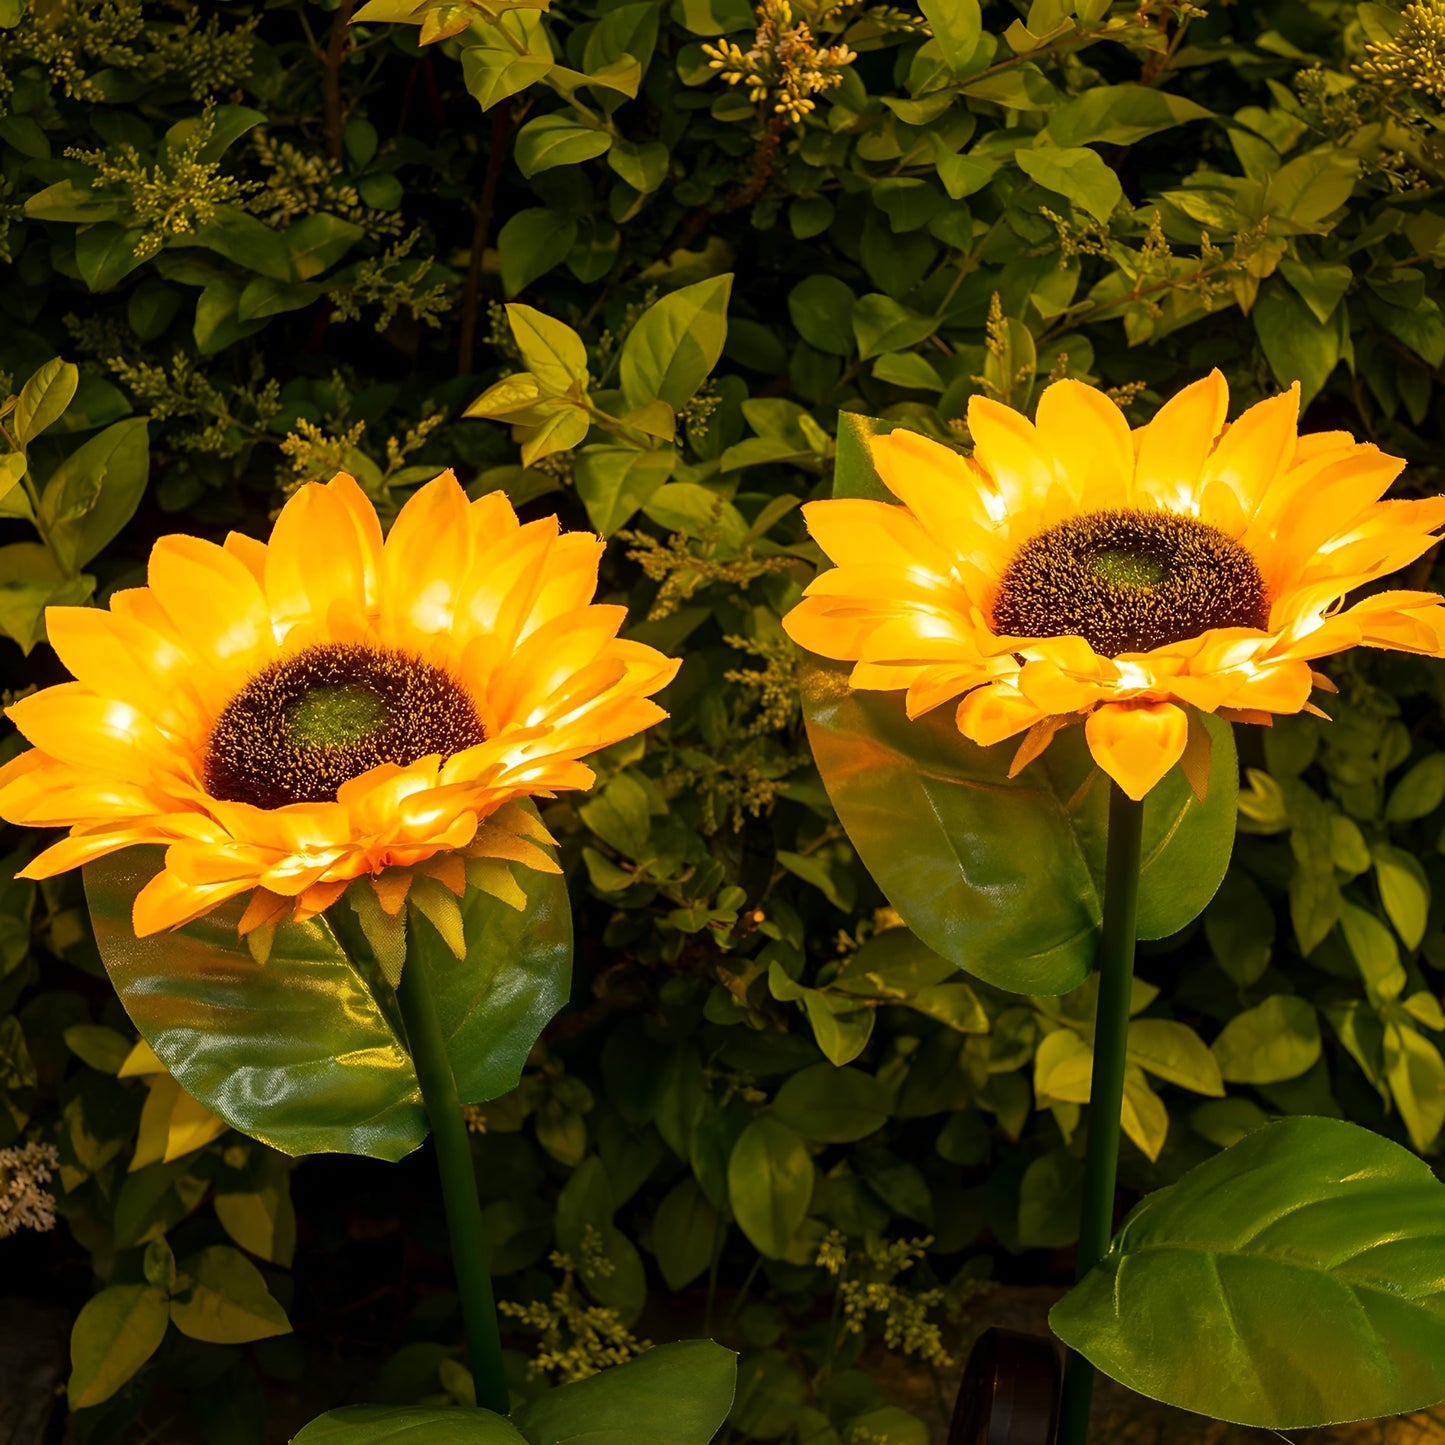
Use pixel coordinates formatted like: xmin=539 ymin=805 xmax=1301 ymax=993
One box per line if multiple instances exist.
xmin=292 ymin=1406 xmax=527 ymax=1443
xmin=511 ymin=1340 xmax=738 ymax=1445
xmin=1050 ymin=1116 xmax=1445 ymax=1428
xmin=810 ymin=414 xmax=1237 ymax=995
xmin=84 ymin=844 xmax=571 ymax=1160
xmin=803 ymin=666 xmax=1236 ymax=995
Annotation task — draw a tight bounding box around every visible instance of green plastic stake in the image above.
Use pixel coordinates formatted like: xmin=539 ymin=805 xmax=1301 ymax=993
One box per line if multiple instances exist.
xmin=1056 ymin=782 xmax=1145 ymax=1445
xmin=395 ymin=919 xmax=510 ymax=1416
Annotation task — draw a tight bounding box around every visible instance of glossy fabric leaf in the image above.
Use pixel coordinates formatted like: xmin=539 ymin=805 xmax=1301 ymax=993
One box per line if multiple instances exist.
xmin=85 ymin=845 xmax=571 ymax=1161
xmin=406 ymin=877 xmax=572 ymax=1105
xmin=291 ymin=1406 xmax=527 ymax=1443
xmin=511 ymin=1340 xmax=738 ymax=1445
xmin=803 ymin=665 xmax=1237 ymax=995
xmin=1050 ymin=1116 xmax=1445 ymax=1428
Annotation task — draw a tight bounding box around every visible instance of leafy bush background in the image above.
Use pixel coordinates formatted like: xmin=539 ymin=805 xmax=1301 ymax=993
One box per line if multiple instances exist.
xmin=2 ymin=0 xmax=1445 ymax=1440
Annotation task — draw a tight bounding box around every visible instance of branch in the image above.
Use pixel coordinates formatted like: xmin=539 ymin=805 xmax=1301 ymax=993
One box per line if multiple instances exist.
xmin=322 ymin=0 xmax=359 ymax=163
xmin=458 ymin=100 xmax=516 ymax=375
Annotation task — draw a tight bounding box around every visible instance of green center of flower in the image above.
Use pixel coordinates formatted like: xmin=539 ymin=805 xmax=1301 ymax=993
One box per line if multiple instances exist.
xmin=204 ymin=643 xmax=487 ymax=809
xmin=990 ymin=509 xmax=1270 ymax=657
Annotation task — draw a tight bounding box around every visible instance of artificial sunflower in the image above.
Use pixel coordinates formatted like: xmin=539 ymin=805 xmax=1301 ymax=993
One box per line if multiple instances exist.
xmin=0 ymin=470 xmax=677 ymax=941
xmin=783 ymin=373 xmax=1445 ymax=800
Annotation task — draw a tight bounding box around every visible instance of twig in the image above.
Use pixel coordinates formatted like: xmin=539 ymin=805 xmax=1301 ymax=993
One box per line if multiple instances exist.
xmin=322 ymin=0 xmax=358 ymax=163
xmin=458 ymin=100 xmax=516 ymax=375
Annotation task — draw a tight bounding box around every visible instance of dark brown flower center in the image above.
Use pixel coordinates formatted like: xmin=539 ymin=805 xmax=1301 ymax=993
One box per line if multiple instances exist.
xmin=204 ymin=643 xmax=486 ymax=808
xmin=990 ymin=509 xmax=1269 ymax=657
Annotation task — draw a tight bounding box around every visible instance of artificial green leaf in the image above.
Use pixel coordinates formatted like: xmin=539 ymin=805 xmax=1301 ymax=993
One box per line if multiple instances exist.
xmin=802 ymin=664 xmax=1238 ymax=994
xmin=83 ymin=840 xmax=569 ymax=1160
xmin=292 ymin=1406 xmax=527 ymax=1443
xmin=1279 ymin=258 xmax=1353 ymax=324
xmin=64 ymin=1023 xmax=134 ymax=1074
xmin=727 ymin=1115 xmax=814 ymax=1258
xmin=282 ymin=213 xmax=367 ymax=280
xmin=512 ymin=1340 xmax=737 ymax=1445
xmin=1051 ymin=1116 xmax=1445 ymax=1428
xmin=168 ymin=1245 xmax=291 ymax=1344
xmin=68 ymin=1284 xmax=170 ymax=1409
xmin=619 ymin=274 xmax=733 ymax=412
xmin=1018 ymin=1148 xmax=1084 ymax=1248
xmin=1211 ymin=994 xmax=1320 ymax=1084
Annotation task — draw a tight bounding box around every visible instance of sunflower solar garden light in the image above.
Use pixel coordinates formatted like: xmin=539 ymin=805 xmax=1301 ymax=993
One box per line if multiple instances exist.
xmin=783 ymin=375 xmax=1445 ymax=1442
xmin=0 ymin=469 xmax=737 ymax=1439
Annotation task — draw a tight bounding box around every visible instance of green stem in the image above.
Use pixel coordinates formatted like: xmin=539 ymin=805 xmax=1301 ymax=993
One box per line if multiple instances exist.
xmin=395 ymin=937 xmax=510 ymax=1416
xmin=1056 ymin=781 xmax=1145 ymax=1445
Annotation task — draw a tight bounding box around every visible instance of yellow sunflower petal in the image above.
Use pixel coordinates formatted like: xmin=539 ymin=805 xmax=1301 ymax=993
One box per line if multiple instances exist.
xmin=1198 ymin=384 xmax=1299 ymax=520
xmin=132 ymin=867 xmax=253 ymax=936
xmin=802 ymin=497 xmax=957 ymax=575
xmin=7 ymin=685 xmax=190 ymax=783
xmin=1084 ymin=702 xmax=1189 ymax=800
xmin=457 ymin=516 xmax=560 ymax=653
xmin=966 ymin=396 xmax=1056 ymax=504
xmin=223 ymin=531 xmax=269 ymax=584
xmin=16 ymin=827 xmax=160 ymax=879
xmin=1034 ymin=379 xmax=1135 ymax=510
xmin=1133 ymin=369 xmax=1228 ymax=513
xmin=520 ymin=532 xmax=606 ymax=641
xmin=146 ymin=534 xmax=275 ymax=710
xmin=264 ymin=480 xmax=371 ymax=642
xmin=382 ymin=470 xmax=474 ymax=642
xmin=44 ymin=605 xmax=208 ymax=745
xmin=327 ymin=472 xmax=386 ymax=610
xmin=955 ymin=683 xmax=1048 ymax=747
xmin=868 ymin=432 xmax=1009 ymax=575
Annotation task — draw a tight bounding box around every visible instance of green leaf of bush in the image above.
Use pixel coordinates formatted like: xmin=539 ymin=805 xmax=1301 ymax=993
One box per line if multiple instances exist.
xmin=169 ymin=1244 xmax=291 ymax=1344
xmin=1051 ymin=1116 xmax=1445 ymax=1428
xmin=727 ymin=1115 xmax=813 ymax=1258
xmin=68 ymin=1283 xmax=170 ymax=1409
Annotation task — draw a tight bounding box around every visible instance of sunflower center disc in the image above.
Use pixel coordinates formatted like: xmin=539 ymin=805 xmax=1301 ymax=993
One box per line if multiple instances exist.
xmin=204 ymin=643 xmax=487 ymax=809
xmin=990 ymin=509 xmax=1270 ymax=657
